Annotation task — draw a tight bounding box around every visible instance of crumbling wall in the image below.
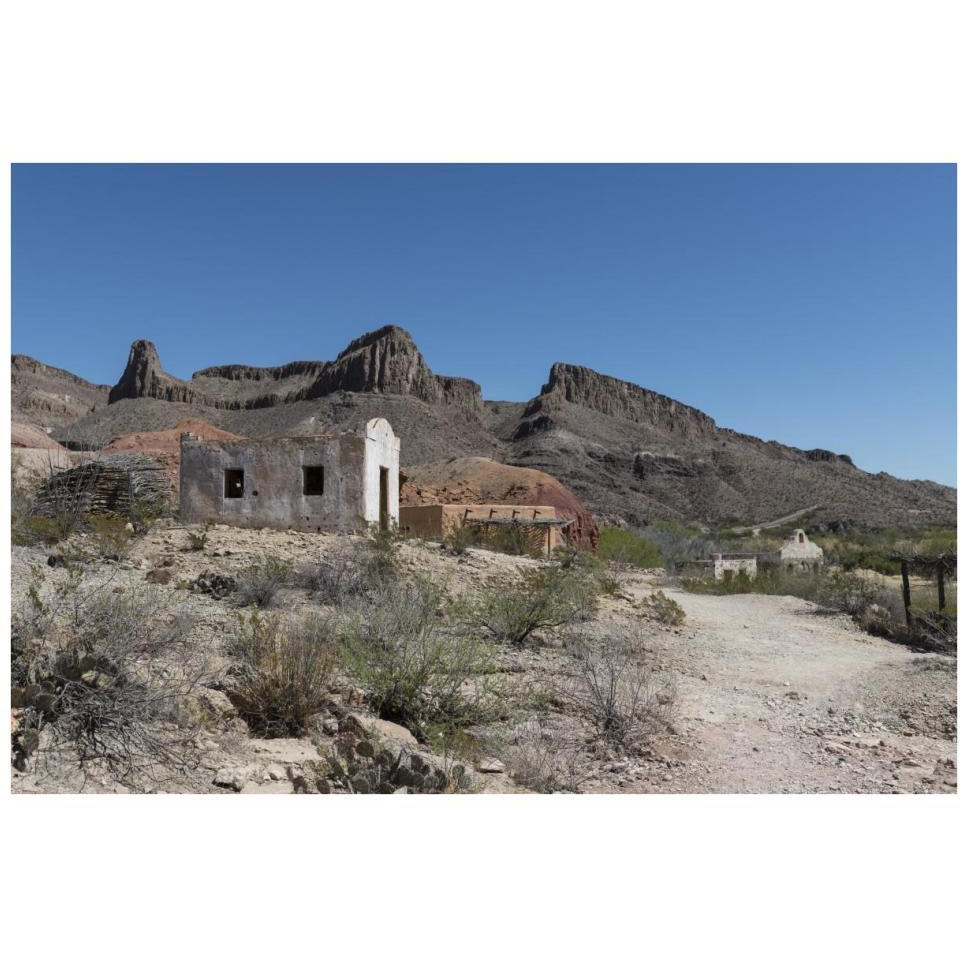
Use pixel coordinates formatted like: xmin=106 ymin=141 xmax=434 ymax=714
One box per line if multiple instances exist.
xmin=713 ymin=555 xmax=758 ymax=580
xmin=180 ymin=434 xmax=366 ymax=533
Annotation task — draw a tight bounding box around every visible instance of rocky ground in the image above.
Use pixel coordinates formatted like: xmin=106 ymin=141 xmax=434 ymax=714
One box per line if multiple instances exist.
xmin=10 ymin=520 xmax=957 ymax=794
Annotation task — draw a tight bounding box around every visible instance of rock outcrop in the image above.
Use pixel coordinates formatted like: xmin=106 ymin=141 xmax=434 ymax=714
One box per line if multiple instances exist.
xmin=518 ymin=363 xmax=717 ymax=440
xmin=11 ymin=355 xmax=110 ymax=429
xmin=106 ymin=326 xmax=483 ymax=414
xmin=109 ymin=340 xmax=210 ymax=406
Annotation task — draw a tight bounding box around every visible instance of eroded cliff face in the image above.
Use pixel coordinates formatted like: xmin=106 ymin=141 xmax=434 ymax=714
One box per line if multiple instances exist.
xmin=106 ymin=326 xmax=483 ymax=414
xmin=109 ymin=341 xmax=211 ymax=406
xmin=516 ymin=362 xmax=718 ymax=439
xmin=12 ymin=355 xmax=111 ymax=428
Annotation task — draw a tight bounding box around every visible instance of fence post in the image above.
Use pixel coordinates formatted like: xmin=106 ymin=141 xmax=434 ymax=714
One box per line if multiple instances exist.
xmin=937 ymin=558 xmax=946 ymax=613
xmin=900 ymin=560 xmax=912 ymax=629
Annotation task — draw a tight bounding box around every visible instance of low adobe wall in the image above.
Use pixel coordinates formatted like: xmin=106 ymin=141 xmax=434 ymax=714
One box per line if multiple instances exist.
xmin=399 ymin=503 xmax=565 ymax=554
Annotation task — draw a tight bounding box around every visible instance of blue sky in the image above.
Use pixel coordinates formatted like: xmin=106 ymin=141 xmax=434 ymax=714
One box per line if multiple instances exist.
xmin=11 ymin=163 xmax=957 ymax=485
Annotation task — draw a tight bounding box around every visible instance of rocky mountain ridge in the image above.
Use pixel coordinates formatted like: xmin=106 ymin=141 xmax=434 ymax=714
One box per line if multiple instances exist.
xmin=11 ymin=325 xmax=956 ymax=530
xmin=107 ymin=326 xmax=483 ymax=413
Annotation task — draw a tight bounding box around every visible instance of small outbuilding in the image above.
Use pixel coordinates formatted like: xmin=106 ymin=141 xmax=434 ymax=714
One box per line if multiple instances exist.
xmin=778 ymin=529 xmax=823 ymax=569
xmin=179 ymin=418 xmax=399 ymax=533
xmin=399 ymin=503 xmax=570 ymax=556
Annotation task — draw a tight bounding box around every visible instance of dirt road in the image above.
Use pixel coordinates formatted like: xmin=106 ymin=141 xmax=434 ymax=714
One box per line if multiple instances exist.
xmin=622 ymin=579 xmax=957 ymax=793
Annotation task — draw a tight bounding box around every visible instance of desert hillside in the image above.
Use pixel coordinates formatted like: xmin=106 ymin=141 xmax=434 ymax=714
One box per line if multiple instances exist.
xmin=12 ymin=325 xmax=956 ymax=531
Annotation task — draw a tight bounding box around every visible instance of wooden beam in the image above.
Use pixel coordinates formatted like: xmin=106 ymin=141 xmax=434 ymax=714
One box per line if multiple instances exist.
xmin=937 ymin=559 xmax=947 ymax=613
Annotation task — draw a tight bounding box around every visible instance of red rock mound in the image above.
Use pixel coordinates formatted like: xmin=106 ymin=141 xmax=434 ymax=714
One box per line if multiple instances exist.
xmin=12 ymin=422 xmax=65 ymax=450
xmin=104 ymin=418 xmax=243 ymax=491
xmin=400 ymin=456 xmax=599 ymax=548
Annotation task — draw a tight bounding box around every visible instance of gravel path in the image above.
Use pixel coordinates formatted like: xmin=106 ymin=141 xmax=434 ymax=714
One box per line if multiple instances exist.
xmin=625 ymin=581 xmax=957 ymax=793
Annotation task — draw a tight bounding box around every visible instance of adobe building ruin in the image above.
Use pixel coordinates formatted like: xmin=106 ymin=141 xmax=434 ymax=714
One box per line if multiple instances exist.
xmin=677 ymin=530 xmax=823 ymax=580
xmin=399 ymin=503 xmax=570 ymax=556
xmin=777 ymin=529 xmax=824 ymax=569
xmin=179 ymin=418 xmax=399 ymax=533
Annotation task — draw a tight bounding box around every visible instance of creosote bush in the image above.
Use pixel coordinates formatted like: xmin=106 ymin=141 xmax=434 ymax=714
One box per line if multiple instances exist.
xmin=638 ymin=590 xmax=686 ymax=627
xmin=334 ymin=577 xmax=496 ymax=739
xmin=11 ymin=566 xmax=207 ymax=785
xmin=224 ymin=612 xmax=337 ymax=737
xmin=466 ymin=566 xmax=588 ymax=647
xmin=234 ymin=555 xmax=294 ymax=608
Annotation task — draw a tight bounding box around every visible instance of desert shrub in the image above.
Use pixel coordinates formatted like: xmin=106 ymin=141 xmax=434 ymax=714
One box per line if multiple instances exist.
xmin=638 ymin=590 xmax=686 ymax=626
xmin=296 ymin=538 xmax=398 ymax=605
xmin=224 ymin=612 xmax=337 ymax=736
xmin=443 ymin=523 xmax=480 ymax=556
xmin=186 ymin=526 xmax=210 ymax=552
xmin=684 ymin=565 xmax=884 ymax=617
xmin=365 ymin=523 xmax=404 ymax=580
xmin=11 ymin=568 xmax=208 ymax=785
xmin=635 ymin=521 xmax=729 ymax=571
xmin=556 ymin=547 xmax=618 ymax=595
xmin=598 ymin=526 xmax=663 ymax=568
xmin=508 ymin=720 xmax=592 ymax=793
xmin=467 ymin=566 xmax=586 ymax=647
xmin=234 ymin=555 xmax=294 ymax=608
xmin=87 ymin=513 xmax=134 ymax=561
xmin=564 ymin=634 xmax=675 ymax=750
xmin=335 ymin=577 xmax=496 ymax=738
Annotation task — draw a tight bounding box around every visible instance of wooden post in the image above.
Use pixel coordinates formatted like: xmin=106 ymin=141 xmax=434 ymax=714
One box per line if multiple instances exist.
xmin=937 ymin=558 xmax=946 ymax=613
xmin=900 ymin=560 xmax=912 ymax=629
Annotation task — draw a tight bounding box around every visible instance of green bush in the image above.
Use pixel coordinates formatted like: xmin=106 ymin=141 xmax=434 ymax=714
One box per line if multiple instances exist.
xmin=683 ymin=566 xmax=888 ymax=621
xmin=638 ymin=590 xmax=686 ymax=626
xmin=598 ymin=527 xmax=663 ymax=569
xmin=467 ymin=566 xmax=587 ymax=647
xmin=11 ymin=570 xmax=207 ymax=784
xmin=335 ymin=577 xmax=496 ymax=738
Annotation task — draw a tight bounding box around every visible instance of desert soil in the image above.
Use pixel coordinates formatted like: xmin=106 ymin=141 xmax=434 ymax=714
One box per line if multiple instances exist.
xmin=10 ymin=521 xmax=957 ymax=794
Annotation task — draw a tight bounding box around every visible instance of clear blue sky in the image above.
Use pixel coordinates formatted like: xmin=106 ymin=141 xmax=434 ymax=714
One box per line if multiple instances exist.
xmin=12 ymin=163 xmax=957 ymax=485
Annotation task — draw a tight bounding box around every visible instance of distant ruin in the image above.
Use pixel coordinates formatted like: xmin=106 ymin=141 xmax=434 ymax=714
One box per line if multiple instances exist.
xmin=680 ymin=529 xmax=823 ymax=580
xmin=179 ymin=418 xmax=399 ymax=533
xmin=777 ymin=529 xmax=824 ymax=568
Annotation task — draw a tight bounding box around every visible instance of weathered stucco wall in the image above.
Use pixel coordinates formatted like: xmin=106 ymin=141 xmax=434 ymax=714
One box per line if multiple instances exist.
xmin=360 ymin=418 xmax=401 ymax=528
xmin=180 ymin=418 xmax=400 ymax=533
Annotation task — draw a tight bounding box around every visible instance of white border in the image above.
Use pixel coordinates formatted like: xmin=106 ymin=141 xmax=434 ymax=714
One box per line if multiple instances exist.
xmin=2 ymin=2 xmax=958 ymax=956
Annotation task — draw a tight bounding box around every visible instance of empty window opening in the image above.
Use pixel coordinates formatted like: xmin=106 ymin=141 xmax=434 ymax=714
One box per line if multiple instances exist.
xmin=224 ymin=469 xmax=244 ymax=499
xmin=798 ymin=532 xmax=805 ymax=543
xmin=303 ymin=465 xmax=324 ymax=496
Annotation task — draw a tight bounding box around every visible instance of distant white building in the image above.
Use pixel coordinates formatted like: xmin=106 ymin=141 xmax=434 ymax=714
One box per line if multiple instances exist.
xmin=778 ymin=529 xmax=823 ymax=569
